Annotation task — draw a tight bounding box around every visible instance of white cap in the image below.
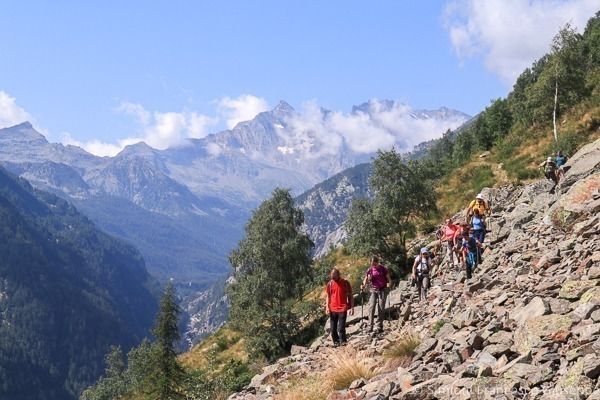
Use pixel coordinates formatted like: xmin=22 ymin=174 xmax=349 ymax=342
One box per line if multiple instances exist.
xmin=476 ymin=193 xmax=484 ymax=200
xmin=547 ymin=157 xmax=553 ymax=162
xmin=420 ymin=247 xmax=429 ymax=254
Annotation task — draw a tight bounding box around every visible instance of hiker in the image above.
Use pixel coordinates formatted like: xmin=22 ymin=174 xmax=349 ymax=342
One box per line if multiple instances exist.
xmin=470 ymin=209 xmax=486 ymax=245
xmin=453 ymin=223 xmax=471 ymax=269
xmin=412 ymin=247 xmax=431 ymax=302
xmin=555 ymin=150 xmax=569 ymax=180
xmin=325 ymin=268 xmax=354 ymax=346
xmin=539 ymin=156 xmax=558 ymax=184
xmin=439 ymin=218 xmax=460 ymax=277
xmin=438 ymin=218 xmax=461 ymax=284
xmin=360 ymin=256 xmax=391 ymax=335
xmin=555 ymin=150 xmax=568 ymax=168
xmin=462 ymin=229 xmax=482 ymax=279
xmin=466 ymin=193 xmax=490 ymax=222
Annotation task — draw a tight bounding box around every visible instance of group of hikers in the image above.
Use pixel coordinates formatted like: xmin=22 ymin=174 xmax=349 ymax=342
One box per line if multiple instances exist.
xmin=539 ymin=150 xmax=569 ymax=184
xmin=324 ymin=150 xmax=569 ymax=345
xmin=325 ymin=193 xmax=491 ymax=344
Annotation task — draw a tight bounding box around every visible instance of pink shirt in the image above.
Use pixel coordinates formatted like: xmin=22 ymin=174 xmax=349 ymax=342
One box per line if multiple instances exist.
xmin=366 ymin=264 xmax=388 ymax=288
xmin=442 ymin=224 xmax=459 ymax=241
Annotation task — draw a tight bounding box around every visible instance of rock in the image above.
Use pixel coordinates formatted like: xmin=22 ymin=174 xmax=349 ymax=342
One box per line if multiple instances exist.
xmin=572 ymin=322 xmax=600 ymax=343
xmin=513 ymin=314 xmax=575 ymax=354
xmin=413 ymin=338 xmax=437 ymax=360
xmin=451 ymin=307 xmax=479 ymax=328
xmin=558 ymin=137 xmax=600 ymax=190
xmin=469 ymin=377 xmax=520 ymax=400
xmin=581 ymin=354 xmax=600 ymax=378
xmin=549 ymin=297 xmax=572 ymax=315
xmin=434 ymin=323 xmax=456 ymax=342
xmin=572 ymin=302 xmax=598 ymax=319
xmin=548 ymin=173 xmax=600 ymax=230
xmin=290 ymin=345 xmax=306 ymax=356
xmin=510 ymin=296 xmax=549 ymax=326
xmin=474 ymin=350 xmax=498 ymax=369
xmin=248 ymin=364 xmax=280 ymax=389
xmin=501 ymin=363 xmax=552 ymax=387
xmin=555 ymin=356 xmax=596 ymax=400
xmin=558 ymin=279 xmax=597 ymax=300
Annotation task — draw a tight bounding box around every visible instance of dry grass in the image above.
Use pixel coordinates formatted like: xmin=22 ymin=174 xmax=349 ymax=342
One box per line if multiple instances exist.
xmin=274 ymin=375 xmax=333 ymax=400
xmin=179 ymin=326 xmax=247 ymax=369
xmin=324 ymin=347 xmax=380 ymax=390
xmin=383 ymin=330 xmax=421 ymax=366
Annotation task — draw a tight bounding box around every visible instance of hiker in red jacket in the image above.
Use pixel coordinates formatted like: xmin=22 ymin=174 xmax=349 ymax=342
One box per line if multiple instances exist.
xmin=326 ymin=268 xmax=354 ymax=346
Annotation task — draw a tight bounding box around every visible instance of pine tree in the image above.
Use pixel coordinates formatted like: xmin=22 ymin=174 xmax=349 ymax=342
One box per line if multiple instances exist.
xmin=150 ymin=281 xmax=185 ymax=400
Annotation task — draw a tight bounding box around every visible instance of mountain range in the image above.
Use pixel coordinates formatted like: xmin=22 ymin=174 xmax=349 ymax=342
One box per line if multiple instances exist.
xmin=0 ymin=100 xmax=470 ymax=344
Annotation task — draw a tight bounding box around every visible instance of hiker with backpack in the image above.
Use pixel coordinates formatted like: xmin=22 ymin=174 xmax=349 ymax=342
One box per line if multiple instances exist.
xmin=470 ymin=209 xmax=486 ymax=245
xmin=453 ymin=223 xmax=471 ymax=271
xmin=556 ymin=151 xmax=569 ymax=181
xmin=439 ymin=218 xmax=460 ymax=274
xmin=539 ymin=156 xmax=559 ymax=184
xmin=555 ymin=150 xmax=568 ymax=167
xmin=360 ymin=256 xmax=391 ymax=335
xmin=325 ymin=268 xmax=354 ymax=346
xmin=461 ymin=229 xmax=482 ymax=279
xmin=466 ymin=193 xmax=490 ymax=223
xmin=412 ymin=247 xmax=431 ymax=302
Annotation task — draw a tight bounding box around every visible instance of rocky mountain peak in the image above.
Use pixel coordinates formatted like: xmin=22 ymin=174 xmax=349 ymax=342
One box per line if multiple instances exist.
xmin=272 ymin=100 xmax=295 ymax=116
xmin=0 ymin=121 xmax=48 ymax=144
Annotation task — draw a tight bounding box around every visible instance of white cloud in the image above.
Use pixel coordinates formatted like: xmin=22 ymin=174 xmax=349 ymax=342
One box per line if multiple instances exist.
xmin=115 ymin=102 xmax=152 ymax=126
xmin=443 ymin=0 xmax=599 ymax=86
xmin=283 ymin=99 xmax=467 ymax=155
xmin=216 ymin=94 xmax=270 ymax=129
xmin=188 ymin=112 xmax=219 ymax=139
xmin=59 ymin=103 xmax=221 ymax=157
xmin=205 ymin=142 xmax=222 ymax=157
xmin=0 ymin=91 xmax=33 ymax=128
xmin=61 ymin=132 xmax=143 ymax=157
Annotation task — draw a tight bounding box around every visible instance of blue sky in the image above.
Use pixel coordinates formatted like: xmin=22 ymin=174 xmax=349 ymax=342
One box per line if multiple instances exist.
xmin=0 ymin=1 xmax=598 ymax=156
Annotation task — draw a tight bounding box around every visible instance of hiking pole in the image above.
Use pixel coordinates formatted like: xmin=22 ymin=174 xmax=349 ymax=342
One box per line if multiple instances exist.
xmin=360 ymin=286 xmax=364 ymax=330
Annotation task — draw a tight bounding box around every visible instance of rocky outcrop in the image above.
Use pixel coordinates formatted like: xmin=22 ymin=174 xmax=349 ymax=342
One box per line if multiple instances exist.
xmin=229 ymin=137 xmax=600 ymax=400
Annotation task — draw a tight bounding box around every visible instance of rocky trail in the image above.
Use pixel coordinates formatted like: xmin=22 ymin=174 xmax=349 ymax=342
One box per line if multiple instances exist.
xmin=230 ymin=138 xmax=600 ymax=400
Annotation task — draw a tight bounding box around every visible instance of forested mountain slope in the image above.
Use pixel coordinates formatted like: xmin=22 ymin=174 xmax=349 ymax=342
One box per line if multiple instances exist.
xmin=0 ymin=166 xmax=158 ymax=400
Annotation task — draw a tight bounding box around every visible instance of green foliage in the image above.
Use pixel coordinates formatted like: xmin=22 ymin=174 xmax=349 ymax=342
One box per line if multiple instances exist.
xmin=82 ymin=284 xmax=187 ymax=400
xmin=432 ymin=320 xmax=447 ymax=334
xmin=474 ymin=98 xmax=513 ymax=150
xmin=451 ymin=128 xmax=476 ymax=164
xmin=581 ymin=11 xmax=600 ymax=70
xmin=345 ymin=148 xmax=436 ymax=269
xmin=151 ymin=282 xmax=185 ymax=399
xmin=227 ymin=188 xmax=314 ymax=362
xmin=182 ymin=348 xmax=253 ymax=400
xmin=463 ymin=165 xmax=496 ymax=194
